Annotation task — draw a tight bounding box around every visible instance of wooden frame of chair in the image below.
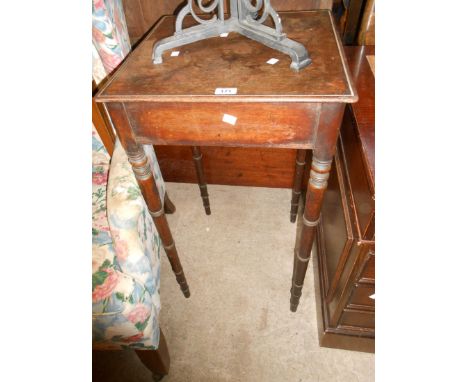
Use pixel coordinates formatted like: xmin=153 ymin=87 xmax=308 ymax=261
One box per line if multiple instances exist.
xmin=135 ymin=330 xmax=171 ymax=380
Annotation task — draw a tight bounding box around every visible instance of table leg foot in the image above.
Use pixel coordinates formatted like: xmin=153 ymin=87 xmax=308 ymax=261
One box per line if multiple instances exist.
xmin=191 ymin=146 xmax=211 ymax=215
xmin=164 ymin=192 xmax=176 ymax=214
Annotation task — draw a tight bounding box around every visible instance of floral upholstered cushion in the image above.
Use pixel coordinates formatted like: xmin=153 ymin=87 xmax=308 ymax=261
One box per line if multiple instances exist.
xmin=92 ymin=245 xmax=160 ymax=350
xmin=106 ymin=140 xmax=163 ymax=313
xmin=92 ymin=0 xmax=131 ymax=77
xmin=92 ymin=130 xmax=165 ymax=350
xmin=92 ymin=125 xmax=112 ymax=247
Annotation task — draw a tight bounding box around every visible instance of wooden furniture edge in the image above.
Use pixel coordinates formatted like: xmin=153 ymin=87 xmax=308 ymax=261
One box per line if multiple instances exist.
xmin=92 ymin=96 xmax=116 ymax=155
xmin=95 ymin=10 xmax=358 ymax=104
xmin=313 ymin=222 xmax=375 ymax=353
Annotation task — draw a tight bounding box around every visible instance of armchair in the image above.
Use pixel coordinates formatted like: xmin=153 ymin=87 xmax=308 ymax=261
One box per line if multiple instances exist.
xmin=92 ymin=126 xmax=181 ymax=379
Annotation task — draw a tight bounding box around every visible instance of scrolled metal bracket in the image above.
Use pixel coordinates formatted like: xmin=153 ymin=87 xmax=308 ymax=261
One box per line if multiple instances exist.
xmin=152 ymin=0 xmax=312 ymax=71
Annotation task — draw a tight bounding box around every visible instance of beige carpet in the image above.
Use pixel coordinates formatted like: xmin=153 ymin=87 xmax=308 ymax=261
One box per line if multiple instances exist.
xmin=93 ymin=183 xmax=374 ymax=382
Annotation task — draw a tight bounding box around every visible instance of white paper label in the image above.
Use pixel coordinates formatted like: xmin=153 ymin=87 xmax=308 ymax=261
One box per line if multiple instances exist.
xmin=266 ymin=58 xmax=279 ymax=65
xmin=215 ymin=87 xmax=237 ymax=95
xmin=220 ymin=32 xmax=229 ymax=38
xmin=171 ymin=51 xmax=180 ymax=57
xmin=369 ymin=294 xmax=375 ymax=300
xmin=222 ymin=113 xmax=237 ymax=125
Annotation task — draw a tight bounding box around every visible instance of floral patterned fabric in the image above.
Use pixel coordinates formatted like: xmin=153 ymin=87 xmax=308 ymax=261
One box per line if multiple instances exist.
xmin=92 ymin=0 xmax=131 ymax=80
xmin=92 ymin=0 xmax=168 ymax=350
xmin=92 ymin=130 xmax=166 ymax=350
xmin=92 ymin=125 xmax=112 ymax=247
xmin=92 ymin=44 xmax=108 ymax=85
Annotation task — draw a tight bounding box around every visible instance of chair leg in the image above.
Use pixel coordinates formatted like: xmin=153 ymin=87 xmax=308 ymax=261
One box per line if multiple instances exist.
xmin=135 ymin=330 xmax=170 ymax=380
xmin=191 ymin=146 xmax=211 ymax=215
xmin=164 ymin=192 xmax=176 ymax=214
xmin=290 ymin=149 xmax=307 ymax=223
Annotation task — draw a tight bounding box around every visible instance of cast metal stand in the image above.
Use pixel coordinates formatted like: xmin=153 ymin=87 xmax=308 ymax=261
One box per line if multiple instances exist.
xmin=152 ymin=0 xmax=312 ymax=71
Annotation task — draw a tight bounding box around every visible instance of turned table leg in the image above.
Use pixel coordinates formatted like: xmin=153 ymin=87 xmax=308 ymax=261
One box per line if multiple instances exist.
xmin=290 ymin=156 xmax=332 ymax=312
xmin=290 ymin=149 xmax=307 ymax=223
xmin=191 ymin=146 xmax=211 ymax=215
xmin=290 ymin=103 xmax=345 ymax=312
xmin=129 ymin=146 xmax=190 ymax=298
xmin=106 ymin=103 xmax=190 ymax=298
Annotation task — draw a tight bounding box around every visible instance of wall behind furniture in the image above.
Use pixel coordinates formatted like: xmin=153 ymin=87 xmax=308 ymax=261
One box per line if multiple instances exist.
xmin=123 ymin=0 xmax=333 ymax=43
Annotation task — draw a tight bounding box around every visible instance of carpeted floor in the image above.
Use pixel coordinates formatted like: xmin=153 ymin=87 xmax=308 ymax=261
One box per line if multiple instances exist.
xmin=93 ymin=183 xmax=374 ymax=382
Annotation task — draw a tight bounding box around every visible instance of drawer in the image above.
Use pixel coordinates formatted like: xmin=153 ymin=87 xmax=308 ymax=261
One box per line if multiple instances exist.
xmin=348 ymin=283 xmax=374 ymax=310
xmin=125 ymin=102 xmax=319 ymax=148
xmin=339 ymin=308 xmax=374 ymax=329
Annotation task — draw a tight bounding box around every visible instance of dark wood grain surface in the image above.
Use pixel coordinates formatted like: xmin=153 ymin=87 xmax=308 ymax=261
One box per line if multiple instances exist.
xmin=92 ymin=97 xmax=115 ymax=155
xmin=154 ymin=146 xmax=298 ymax=188
xmin=151 ymin=45 xmax=371 ymax=189
xmin=125 ymin=101 xmax=320 ymax=148
xmin=344 ymin=45 xmax=374 ymax=185
xmin=96 ymin=11 xmax=356 ymax=103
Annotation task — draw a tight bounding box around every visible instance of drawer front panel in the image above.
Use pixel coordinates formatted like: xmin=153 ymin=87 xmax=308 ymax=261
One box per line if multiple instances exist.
xmin=125 ymin=102 xmax=320 ymax=148
xmin=339 ymin=309 xmax=375 ymax=329
xmin=348 ymin=283 xmax=375 ymax=309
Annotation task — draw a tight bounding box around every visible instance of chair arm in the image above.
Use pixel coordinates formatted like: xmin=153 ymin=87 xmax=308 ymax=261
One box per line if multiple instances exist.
xmin=92 ymin=244 xmax=161 ymax=350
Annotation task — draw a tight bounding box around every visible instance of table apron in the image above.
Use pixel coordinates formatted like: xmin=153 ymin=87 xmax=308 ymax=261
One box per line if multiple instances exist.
xmin=121 ymin=102 xmax=321 ymax=149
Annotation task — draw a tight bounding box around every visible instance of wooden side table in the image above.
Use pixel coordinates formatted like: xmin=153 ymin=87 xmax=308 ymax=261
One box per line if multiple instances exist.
xmin=96 ymin=10 xmax=357 ymax=311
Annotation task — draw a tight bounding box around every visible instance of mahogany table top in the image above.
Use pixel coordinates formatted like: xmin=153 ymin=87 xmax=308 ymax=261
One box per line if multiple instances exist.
xmin=97 ymin=10 xmax=357 ymax=104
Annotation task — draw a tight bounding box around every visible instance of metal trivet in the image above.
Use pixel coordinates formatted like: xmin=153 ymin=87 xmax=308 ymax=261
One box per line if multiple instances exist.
xmin=152 ymin=0 xmax=312 ymax=71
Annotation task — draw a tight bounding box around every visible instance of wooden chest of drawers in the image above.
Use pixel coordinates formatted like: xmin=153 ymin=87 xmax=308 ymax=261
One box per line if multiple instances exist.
xmin=313 ymin=46 xmax=375 ymax=352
